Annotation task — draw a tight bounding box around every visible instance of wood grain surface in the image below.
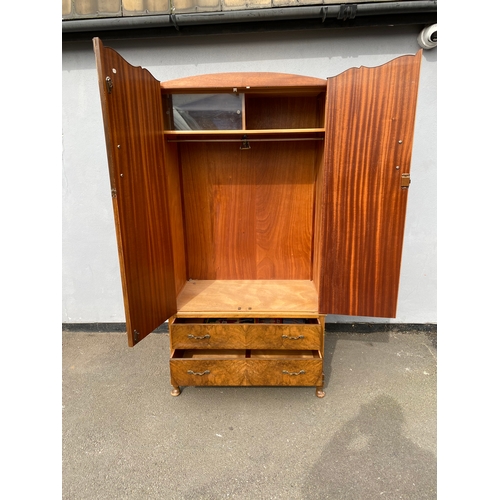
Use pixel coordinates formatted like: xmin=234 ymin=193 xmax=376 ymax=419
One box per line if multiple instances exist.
xmin=170 ymin=350 xmax=323 ymax=387
xmin=164 ymin=140 xmax=187 ymax=296
xmin=170 ymin=319 xmax=322 ymax=350
xmin=94 ymin=38 xmax=177 ymax=345
xmin=245 ymin=94 xmax=324 ymax=130
xmin=95 ymin=37 xmax=423 ymax=352
xmin=180 ymin=140 xmax=319 ymax=280
xmin=318 ymin=52 xmax=422 ymax=317
xmin=175 ymin=280 xmax=318 ymax=316
xmin=160 ymin=72 xmax=326 ymax=92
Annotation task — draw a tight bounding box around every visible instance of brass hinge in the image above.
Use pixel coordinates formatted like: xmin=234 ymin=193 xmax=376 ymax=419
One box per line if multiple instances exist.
xmin=401 ymin=173 xmax=411 ymax=189
xmin=105 ymin=76 xmax=113 ymax=94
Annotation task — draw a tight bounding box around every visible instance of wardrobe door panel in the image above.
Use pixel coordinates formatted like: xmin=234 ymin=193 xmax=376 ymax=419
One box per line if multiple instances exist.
xmin=319 ymin=52 xmax=422 ymax=317
xmin=94 ymin=38 xmax=177 ymax=345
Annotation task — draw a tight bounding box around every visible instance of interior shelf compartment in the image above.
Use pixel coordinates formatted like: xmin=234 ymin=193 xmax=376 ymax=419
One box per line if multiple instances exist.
xmin=162 ymin=91 xmax=326 ymax=132
xmin=166 ymin=93 xmax=243 ymax=131
xmin=245 ymin=93 xmax=325 ymax=130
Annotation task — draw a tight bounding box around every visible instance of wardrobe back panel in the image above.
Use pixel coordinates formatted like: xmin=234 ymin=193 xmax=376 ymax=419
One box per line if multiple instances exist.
xmin=180 ymin=140 xmax=319 ymax=280
xmin=245 ymin=94 xmax=324 ymax=130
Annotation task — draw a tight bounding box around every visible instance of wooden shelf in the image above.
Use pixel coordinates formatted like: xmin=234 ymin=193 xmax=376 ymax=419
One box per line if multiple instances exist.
xmin=176 ymin=280 xmax=319 ymax=317
xmin=164 ymin=129 xmax=325 ymax=137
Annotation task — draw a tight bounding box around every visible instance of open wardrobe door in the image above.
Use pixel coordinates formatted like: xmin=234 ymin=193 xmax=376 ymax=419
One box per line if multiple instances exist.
xmin=94 ymin=38 xmax=177 ymax=346
xmin=319 ymin=52 xmax=422 ymax=318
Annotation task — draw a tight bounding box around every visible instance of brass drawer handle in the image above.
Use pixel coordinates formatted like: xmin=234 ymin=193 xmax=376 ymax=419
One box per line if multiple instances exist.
xmin=281 ymin=334 xmax=304 ymax=340
xmin=187 ymin=370 xmax=210 ymax=376
xmin=283 ymin=370 xmax=306 ymax=376
xmin=187 ymin=334 xmax=211 ymax=340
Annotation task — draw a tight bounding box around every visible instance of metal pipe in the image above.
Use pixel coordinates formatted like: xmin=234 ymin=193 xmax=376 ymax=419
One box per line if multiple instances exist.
xmin=62 ymin=1 xmax=437 ymax=33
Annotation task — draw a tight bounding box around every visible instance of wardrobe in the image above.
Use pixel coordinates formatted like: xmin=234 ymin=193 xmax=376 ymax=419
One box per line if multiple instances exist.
xmin=94 ymin=38 xmax=422 ymax=396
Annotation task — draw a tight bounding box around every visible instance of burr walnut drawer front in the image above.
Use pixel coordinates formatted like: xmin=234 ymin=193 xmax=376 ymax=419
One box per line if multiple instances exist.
xmin=170 ymin=318 xmax=322 ymax=350
xmin=170 ymin=350 xmax=247 ymax=387
xmin=170 ymin=349 xmax=322 ymax=387
xmin=170 ymin=319 xmax=246 ymax=349
xmin=246 ymin=350 xmax=323 ymax=386
xmin=170 ymin=349 xmax=247 ymax=385
xmin=245 ymin=320 xmax=322 ymax=349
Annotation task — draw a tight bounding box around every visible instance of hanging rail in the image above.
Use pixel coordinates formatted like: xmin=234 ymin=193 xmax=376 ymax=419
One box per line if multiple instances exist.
xmin=166 ymin=137 xmax=324 ymax=143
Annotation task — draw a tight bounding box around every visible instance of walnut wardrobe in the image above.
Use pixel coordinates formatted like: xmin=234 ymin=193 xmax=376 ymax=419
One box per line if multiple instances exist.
xmin=93 ymin=38 xmax=422 ymax=397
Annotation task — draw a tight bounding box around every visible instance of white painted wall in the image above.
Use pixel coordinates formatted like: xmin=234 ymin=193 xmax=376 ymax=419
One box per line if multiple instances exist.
xmin=62 ymin=24 xmax=437 ymax=324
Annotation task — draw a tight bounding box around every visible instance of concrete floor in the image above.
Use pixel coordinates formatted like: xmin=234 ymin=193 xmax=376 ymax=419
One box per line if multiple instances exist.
xmin=62 ymin=329 xmax=437 ymax=499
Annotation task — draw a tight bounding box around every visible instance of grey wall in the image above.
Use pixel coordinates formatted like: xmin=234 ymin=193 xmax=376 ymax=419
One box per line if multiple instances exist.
xmin=62 ymin=24 xmax=437 ymax=324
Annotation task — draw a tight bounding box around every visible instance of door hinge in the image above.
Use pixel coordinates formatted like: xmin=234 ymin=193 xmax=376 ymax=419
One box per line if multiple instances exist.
xmin=401 ymin=173 xmax=411 ymax=189
xmin=105 ymin=76 xmax=113 ymax=94
xmin=133 ymin=330 xmax=140 ymax=343
xmin=111 ymin=188 xmax=117 ymax=198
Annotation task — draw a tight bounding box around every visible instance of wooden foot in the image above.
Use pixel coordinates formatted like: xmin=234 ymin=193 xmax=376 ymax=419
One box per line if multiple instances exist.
xmin=315 ymin=387 xmax=325 ymax=398
xmin=315 ymin=373 xmax=325 ymax=398
xmin=171 ymin=386 xmax=181 ymax=397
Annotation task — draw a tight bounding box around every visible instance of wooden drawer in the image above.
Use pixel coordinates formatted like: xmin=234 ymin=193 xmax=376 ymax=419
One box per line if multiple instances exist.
xmin=246 ymin=350 xmax=323 ymax=386
xmin=245 ymin=321 xmax=322 ymax=349
xmin=170 ymin=318 xmax=322 ymax=350
xmin=170 ymin=319 xmax=246 ymax=349
xmin=170 ymin=349 xmax=322 ymax=387
xmin=170 ymin=349 xmax=247 ymax=386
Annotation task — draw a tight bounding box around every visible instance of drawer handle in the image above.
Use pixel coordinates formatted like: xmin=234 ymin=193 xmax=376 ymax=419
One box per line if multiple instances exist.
xmin=187 ymin=334 xmax=211 ymax=340
xmin=282 ymin=335 xmax=304 ymax=340
xmin=283 ymin=370 xmax=306 ymax=376
xmin=187 ymin=370 xmax=211 ymax=376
